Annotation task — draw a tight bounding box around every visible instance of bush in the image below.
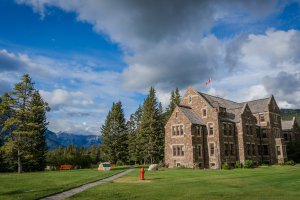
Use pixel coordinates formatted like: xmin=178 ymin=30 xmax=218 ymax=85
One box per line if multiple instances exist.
xmin=116 ymin=160 xmax=126 ymax=166
xmin=235 ymin=161 xmax=241 ymax=168
xmin=222 ymin=162 xmax=230 ymax=170
xmin=244 ymin=160 xmax=254 ymax=168
xmin=285 ymin=160 xmax=296 ymax=166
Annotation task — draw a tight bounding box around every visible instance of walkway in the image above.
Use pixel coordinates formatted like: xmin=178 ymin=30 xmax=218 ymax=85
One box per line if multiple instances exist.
xmin=41 ymin=168 xmax=134 ymax=200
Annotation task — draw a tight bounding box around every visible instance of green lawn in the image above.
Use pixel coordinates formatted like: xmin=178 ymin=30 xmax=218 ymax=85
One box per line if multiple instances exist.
xmin=69 ymin=165 xmax=300 ymax=200
xmin=0 ymin=167 xmax=127 ymax=200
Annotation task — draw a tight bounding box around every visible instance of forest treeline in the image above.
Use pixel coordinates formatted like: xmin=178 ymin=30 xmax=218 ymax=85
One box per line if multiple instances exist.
xmin=0 ymin=74 xmax=181 ymax=172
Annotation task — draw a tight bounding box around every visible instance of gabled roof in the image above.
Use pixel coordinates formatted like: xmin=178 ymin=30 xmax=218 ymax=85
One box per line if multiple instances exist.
xmin=242 ymin=98 xmax=270 ymax=114
xmin=198 ymin=91 xmax=271 ymax=114
xmin=178 ymin=105 xmax=205 ymax=125
xmin=282 ymin=117 xmax=296 ymax=130
xmin=196 ymin=90 xmax=272 ymax=123
xmin=199 ymin=92 xmax=241 ymax=109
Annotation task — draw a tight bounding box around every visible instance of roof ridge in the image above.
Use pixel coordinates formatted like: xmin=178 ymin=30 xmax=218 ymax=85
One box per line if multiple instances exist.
xmin=198 ymin=91 xmax=239 ymax=104
xmin=240 ymin=97 xmax=270 ymax=104
xmin=178 ymin=104 xmax=192 ymax=109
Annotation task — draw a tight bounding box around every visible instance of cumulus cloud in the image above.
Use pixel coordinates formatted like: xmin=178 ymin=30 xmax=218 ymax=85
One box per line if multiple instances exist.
xmin=12 ymin=0 xmax=300 ymax=134
xmin=17 ymin=0 xmax=284 ymax=92
xmin=40 ymin=89 xmax=94 ymax=110
xmin=263 ymin=72 xmax=300 ymax=108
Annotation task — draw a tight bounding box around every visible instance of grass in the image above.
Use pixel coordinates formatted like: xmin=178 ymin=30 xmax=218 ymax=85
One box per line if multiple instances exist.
xmin=0 ymin=167 xmax=128 ymax=200
xmin=69 ymin=165 xmax=300 ymax=200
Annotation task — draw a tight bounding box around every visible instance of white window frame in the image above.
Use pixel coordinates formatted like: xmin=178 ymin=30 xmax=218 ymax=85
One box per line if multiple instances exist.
xmin=172 ymin=144 xmax=185 ymax=157
xmin=171 ymin=124 xmax=184 ymax=137
xmin=207 ymin=122 xmax=214 ymax=137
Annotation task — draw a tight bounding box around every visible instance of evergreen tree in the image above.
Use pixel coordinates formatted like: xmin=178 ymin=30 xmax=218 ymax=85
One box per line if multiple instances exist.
xmin=139 ymin=87 xmax=164 ymax=163
xmin=27 ymin=91 xmax=50 ymax=171
xmin=127 ymin=105 xmax=143 ymax=164
xmin=101 ymin=101 xmax=128 ymax=164
xmin=165 ymin=88 xmax=181 ymax=122
xmin=2 ymin=74 xmax=50 ymax=173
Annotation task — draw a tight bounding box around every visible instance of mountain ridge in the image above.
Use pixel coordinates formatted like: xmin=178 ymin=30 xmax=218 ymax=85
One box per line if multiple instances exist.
xmin=45 ymin=130 xmax=101 ymax=150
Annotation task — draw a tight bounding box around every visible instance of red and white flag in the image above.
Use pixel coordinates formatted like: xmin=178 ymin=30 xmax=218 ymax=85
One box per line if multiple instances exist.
xmin=205 ymin=78 xmax=212 ymax=86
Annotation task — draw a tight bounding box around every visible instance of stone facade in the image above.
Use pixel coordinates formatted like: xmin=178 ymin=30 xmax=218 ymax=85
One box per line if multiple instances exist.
xmin=165 ymin=86 xmax=288 ymax=169
xmin=282 ymin=117 xmax=300 ymax=143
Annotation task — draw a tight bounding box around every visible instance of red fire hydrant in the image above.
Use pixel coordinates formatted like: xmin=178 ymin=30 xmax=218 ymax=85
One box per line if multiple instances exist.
xmin=140 ymin=168 xmax=145 ymax=180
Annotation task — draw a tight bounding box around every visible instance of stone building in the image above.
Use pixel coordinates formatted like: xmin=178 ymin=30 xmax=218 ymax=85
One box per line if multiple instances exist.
xmin=282 ymin=117 xmax=300 ymax=143
xmin=165 ymin=86 xmax=287 ymax=169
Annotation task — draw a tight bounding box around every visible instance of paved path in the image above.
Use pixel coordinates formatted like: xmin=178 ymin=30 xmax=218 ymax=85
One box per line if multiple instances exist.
xmin=41 ymin=168 xmax=134 ymax=200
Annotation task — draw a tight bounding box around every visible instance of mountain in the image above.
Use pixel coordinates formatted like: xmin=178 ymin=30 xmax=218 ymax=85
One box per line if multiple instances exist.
xmin=45 ymin=130 xmax=101 ymax=150
xmin=281 ymin=109 xmax=300 ymax=124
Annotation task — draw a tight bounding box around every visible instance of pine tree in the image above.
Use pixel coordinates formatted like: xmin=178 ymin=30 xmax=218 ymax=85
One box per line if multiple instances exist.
xmin=127 ymin=105 xmax=143 ymax=164
xmin=165 ymin=88 xmax=181 ymax=122
xmin=139 ymin=87 xmax=164 ymax=163
xmin=2 ymin=74 xmax=50 ymax=173
xmin=101 ymin=101 xmax=128 ymax=164
xmin=27 ymin=91 xmax=50 ymax=171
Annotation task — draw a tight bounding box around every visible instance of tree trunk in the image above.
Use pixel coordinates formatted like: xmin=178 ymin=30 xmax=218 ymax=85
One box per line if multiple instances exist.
xmin=17 ymin=149 xmax=22 ymax=174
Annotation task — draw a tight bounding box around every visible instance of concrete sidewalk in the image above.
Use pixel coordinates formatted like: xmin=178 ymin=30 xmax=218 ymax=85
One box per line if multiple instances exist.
xmin=41 ymin=168 xmax=134 ymax=200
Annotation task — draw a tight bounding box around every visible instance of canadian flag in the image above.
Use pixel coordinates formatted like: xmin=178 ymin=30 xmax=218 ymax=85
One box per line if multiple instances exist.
xmin=205 ymin=78 xmax=212 ymax=86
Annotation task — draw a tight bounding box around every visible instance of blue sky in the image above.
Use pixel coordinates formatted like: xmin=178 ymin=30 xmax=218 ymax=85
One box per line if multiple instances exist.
xmin=0 ymin=0 xmax=300 ymax=135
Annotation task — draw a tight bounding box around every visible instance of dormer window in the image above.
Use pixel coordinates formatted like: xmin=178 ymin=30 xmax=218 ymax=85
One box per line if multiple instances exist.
xmin=189 ymin=96 xmax=192 ymax=104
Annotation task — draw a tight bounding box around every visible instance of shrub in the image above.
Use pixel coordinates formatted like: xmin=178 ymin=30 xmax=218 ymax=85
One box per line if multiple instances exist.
xmin=222 ymin=162 xmax=230 ymax=170
xmin=244 ymin=160 xmax=254 ymax=168
xmin=285 ymin=160 xmax=296 ymax=166
xmin=116 ymin=160 xmax=125 ymax=166
xmin=235 ymin=161 xmax=241 ymax=168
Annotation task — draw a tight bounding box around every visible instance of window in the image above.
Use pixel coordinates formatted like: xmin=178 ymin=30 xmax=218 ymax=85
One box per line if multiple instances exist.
xmin=247 ymin=144 xmax=251 ymax=156
xmin=228 ymin=124 xmax=234 ymax=136
xmin=180 ymin=125 xmax=184 ymax=135
xmin=176 ymin=163 xmax=181 ymax=167
xmin=276 ymin=146 xmax=281 ymax=156
xmin=246 ymin=125 xmax=252 ymax=135
xmin=209 ymin=143 xmax=215 ymax=157
xmin=256 ymin=127 xmax=260 ymax=138
xmin=261 ymin=129 xmax=267 ymax=138
xmin=189 ymin=96 xmax=192 ymax=104
xmin=196 ymin=126 xmax=202 ymax=136
xmin=230 ymin=144 xmax=235 ymax=156
xmin=258 ymin=145 xmax=261 ymax=156
xmin=283 ymin=133 xmax=288 ymax=141
xmin=173 ymin=145 xmax=184 ymax=157
xmin=259 ymin=113 xmax=265 ymax=122
xmin=274 ymin=128 xmax=280 ymax=138
xmin=202 ymin=108 xmax=207 ymax=117
xmin=172 ymin=125 xmax=184 ymax=136
xmin=175 ymin=112 xmax=178 ymax=119
xmin=263 ymin=145 xmax=269 ymax=156
xmin=283 ymin=146 xmax=287 ymax=157
xmin=208 ymin=123 xmax=214 ymax=136
xmin=210 ymin=163 xmax=216 ymax=168
xmin=197 ymin=145 xmax=202 ymax=158
xmin=223 ymin=123 xmax=228 ymax=136
xmin=172 ymin=126 xmax=176 ymax=135
xmin=252 ymin=144 xmax=256 ymax=156
xmin=224 ymin=143 xmax=229 ymax=156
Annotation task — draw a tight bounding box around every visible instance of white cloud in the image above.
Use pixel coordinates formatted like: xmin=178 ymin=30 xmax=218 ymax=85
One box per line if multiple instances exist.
xmin=8 ymin=1 xmax=300 ymax=134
